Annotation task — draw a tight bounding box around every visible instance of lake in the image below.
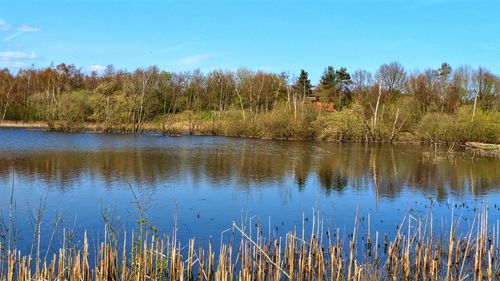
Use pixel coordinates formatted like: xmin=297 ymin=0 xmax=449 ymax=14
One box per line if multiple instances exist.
xmin=0 ymin=127 xmax=499 ymax=255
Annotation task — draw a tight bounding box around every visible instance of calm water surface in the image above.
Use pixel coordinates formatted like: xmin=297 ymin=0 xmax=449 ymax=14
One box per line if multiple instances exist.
xmin=0 ymin=128 xmax=499 ymax=253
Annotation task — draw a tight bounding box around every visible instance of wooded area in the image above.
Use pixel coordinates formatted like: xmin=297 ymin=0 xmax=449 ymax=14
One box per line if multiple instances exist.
xmin=0 ymin=62 xmax=498 ymax=143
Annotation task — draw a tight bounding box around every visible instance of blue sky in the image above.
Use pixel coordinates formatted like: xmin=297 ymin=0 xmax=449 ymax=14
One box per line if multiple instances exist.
xmin=0 ymin=0 xmax=498 ymax=82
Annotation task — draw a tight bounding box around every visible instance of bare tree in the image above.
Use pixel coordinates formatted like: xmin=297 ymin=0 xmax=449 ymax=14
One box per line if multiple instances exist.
xmin=235 ymin=69 xmax=251 ymax=121
xmin=453 ymin=66 xmax=474 ymax=114
xmin=375 ymin=62 xmax=407 ymax=93
xmin=133 ymin=66 xmax=159 ymax=132
xmin=407 ymin=69 xmax=437 ymax=110
xmin=0 ymin=69 xmax=16 ymax=123
xmin=352 ymin=69 xmax=373 ymax=93
xmin=472 ymin=66 xmax=497 ymax=119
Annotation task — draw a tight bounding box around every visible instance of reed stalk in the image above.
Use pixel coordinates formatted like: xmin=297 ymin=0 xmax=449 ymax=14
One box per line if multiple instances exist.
xmin=0 ymin=209 xmax=498 ymax=280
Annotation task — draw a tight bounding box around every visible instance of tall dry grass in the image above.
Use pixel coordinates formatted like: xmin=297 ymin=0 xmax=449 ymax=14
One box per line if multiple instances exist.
xmin=1 ymin=206 xmax=498 ymax=280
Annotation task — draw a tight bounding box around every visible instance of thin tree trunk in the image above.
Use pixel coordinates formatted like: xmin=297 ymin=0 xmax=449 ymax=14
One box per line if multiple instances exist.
xmin=105 ymin=96 xmax=110 ymax=124
xmin=0 ymin=84 xmax=14 ymax=123
xmin=372 ymin=82 xmax=382 ymax=137
xmin=236 ymin=89 xmax=246 ymax=121
xmin=472 ymin=85 xmax=479 ymax=121
xmin=1 ymin=107 xmax=7 ymax=123
xmin=293 ymin=90 xmax=297 ymax=120
xmin=286 ymin=85 xmax=291 ymax=112
xmin=136 ymin=92 xmax=144 ymax=133
xmin=136 ymin=71 xmax=151 ymax=133
xmin=25 ymin=71 xmax=31 ymax=121
xmin=390 ymin=108 xmax=400 ymax=142
xmin=301 ymin=83 xmax=306 ymax=114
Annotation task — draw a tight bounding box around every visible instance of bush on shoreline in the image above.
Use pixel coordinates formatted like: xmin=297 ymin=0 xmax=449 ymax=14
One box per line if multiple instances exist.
xmin=418 ymin=107 xmax=500 ymax=144
xmin=11 ymin=103 xmax=497 ymax=145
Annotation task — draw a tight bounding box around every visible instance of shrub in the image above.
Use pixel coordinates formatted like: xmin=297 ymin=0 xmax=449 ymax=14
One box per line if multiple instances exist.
xmin=258 ymin=108 xmax=294 ymax=139
xmin=417 ymin=112 xmax=458 ymax=143
xmin=55 ymin=91 xmax=91 ymax=131
xmin=417 ymin=107 xmax=500 ymax=144
xmin=154 ymin=114 xmax=183 ymax=135
xmin=315 ymin=104 xmax=366 ymax=141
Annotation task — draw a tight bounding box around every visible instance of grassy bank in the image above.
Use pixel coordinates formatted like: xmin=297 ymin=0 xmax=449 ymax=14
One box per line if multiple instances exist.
xmin=0 ymin=121 xmax=48 ymax=129
xmin=0 ymin=208 xmax=498 ymax=280
xmin=2 ymin=105 xmax=499 ymax=145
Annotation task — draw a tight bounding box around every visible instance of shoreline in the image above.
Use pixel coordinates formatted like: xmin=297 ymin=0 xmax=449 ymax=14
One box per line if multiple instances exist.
xmin=0 ymin=120 xmax=48 ymax=129
xmin=1 ymin=121 xmax=499 ymax=149
xmin=0 ymin=120 xmax=425 ymax=144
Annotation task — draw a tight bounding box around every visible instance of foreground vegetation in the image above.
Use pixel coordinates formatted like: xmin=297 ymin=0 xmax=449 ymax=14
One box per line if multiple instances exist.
xmin=0 ymin=207 xmax=498 ymax=280
xmin=0 ymin=62 xmax=499 ymax=143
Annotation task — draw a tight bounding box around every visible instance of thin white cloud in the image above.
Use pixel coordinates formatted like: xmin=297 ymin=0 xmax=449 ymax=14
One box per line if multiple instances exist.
xmin=176 ymin=54 xmax=212 ymax=66
xmin=17 ymin=25 xmax=42 ymax=33
xmin=3 ymin=24 xmax=42 ymax=42
xmin=89 ymin=64 xmax=106 ymax=73
xmin=0 ymin=51 xmax=37 ymax=60
xmin=0 ymin=61 xmax=28 ymax=68
xmin=3 ymin=32 xmax=22 ymax=42
xmin=0 ymin=19 xmax=9 ymax=31
xmin=165 ymin=42 xmax=193 ymax=52
xmin=0 ymin=51 xmax=38 ymax=68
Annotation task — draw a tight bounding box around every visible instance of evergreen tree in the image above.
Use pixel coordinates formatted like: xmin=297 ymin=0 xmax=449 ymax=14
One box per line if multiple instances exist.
xmin=335 ymin=67 xmax=352 ymax=89
xmin=438 ymin=62 xmax=452 ymax=80
xmin=318 ymin=66 xmax=352 ymax=108
xmin=293 ymin=69 xmax=312 ymax=97
xmin=319 ymin=66 xmax=337 ymax=90
xmin=335 ymin=67 xmax=352 ymax=109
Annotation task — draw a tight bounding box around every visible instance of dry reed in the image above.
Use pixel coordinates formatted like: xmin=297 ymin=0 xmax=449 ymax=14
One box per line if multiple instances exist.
xmin=1 ymin=208 xmax=498 ymax=281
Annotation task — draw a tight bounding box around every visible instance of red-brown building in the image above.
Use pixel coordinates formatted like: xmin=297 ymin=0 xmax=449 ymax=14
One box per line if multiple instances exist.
xmin=305 ymin=96 xmax=334 ymax=112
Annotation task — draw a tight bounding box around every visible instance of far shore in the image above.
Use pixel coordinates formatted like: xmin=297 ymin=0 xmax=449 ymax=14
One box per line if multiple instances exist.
xmin=0 ymin=120 xmax=49 ymax=129
xmin=0 ymin=120 xmax=181 ymax=133
xmin=2 ymin=120 xmax=500 ymax=153
xmin=0 ymin=120 xmax=421 ymax=142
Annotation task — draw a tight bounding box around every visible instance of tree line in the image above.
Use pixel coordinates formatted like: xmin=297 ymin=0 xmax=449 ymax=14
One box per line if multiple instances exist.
xmin=0 ymin=62 xmax=498 ymax=143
